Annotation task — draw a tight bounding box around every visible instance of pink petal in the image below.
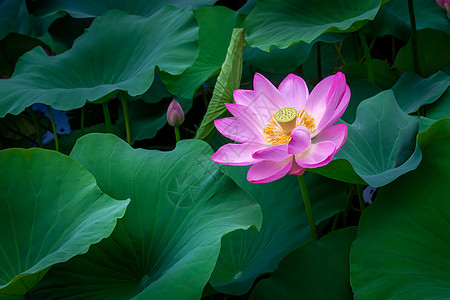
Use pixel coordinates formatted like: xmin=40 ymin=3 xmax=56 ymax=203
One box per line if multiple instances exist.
xmin=233 ymin=89 xmax=255 ymax=106
xmin=313 ymin=124 xmax=348 ymax=151
xmin=225 ymin=103 xmax=265 ymax=134
xmin=317 ymin=84 xmax=350 ymax=133
xmin=305 ymin=72 xmax=348 ymax=129
xmin=252 ymin=144 xmax=290 ymax=162
xmin=278 ymin=73 xmax=309 ymax=110
xmin=253 ymin=73 xmax=289 ymax=122
xmin=247 ymin=157 xmax=292 ymax=183
xmin=214 ymin=117 xmax=264 ymax=144
xmin=288 ymin=158 xmax=306 ymax=175
xmin=295 ymin=141 xmax=336 ymax=168
xmin=211 ymin=143 xmax=263 ymax=166
xmin=288 ymin=126 xmax=311 ymax=155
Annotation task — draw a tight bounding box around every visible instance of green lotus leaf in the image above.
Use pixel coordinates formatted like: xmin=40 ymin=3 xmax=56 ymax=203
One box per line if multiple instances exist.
xmin=196 ymin=28 xmax=245 ymax=141
xmin=367 ymin=0 xmax=450 ymax=40
xmin=0 ymin=6 xmax=199 ymax=117
xmin=336 ymin=90 xmax=421 ymax=187
xmin=0 ymin=148 xmax=130 ymax=299
xmin=0 ymin=0 xmax=61 ymax=40
xmin=161 ymin=6 xmax=245 ymax=99
xmin=394 ymin=29 xmax=450 ymax=77
xmin=27 ymin=134 xmax=262 ymax=299
xmin=244 ymin=0 xmax=382 ymax=51
xmin=209 ymin=166 xmax=348 ymax=295
xmin=350 ymin=119 xmax=450 ymax=299
xmin=31 ymin=0 xmax=217 ymax=18
xmin=427 ymin=89 xmax=450 ymax=121
xmin=250 ymin=227 xmax=357 ymax=300
xmin=392 ymin=71 xmax=450 ymax=113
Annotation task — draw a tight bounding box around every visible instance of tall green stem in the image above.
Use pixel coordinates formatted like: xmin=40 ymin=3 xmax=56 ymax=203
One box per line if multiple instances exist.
xmin=297 ymin=175 xmax=318 ymax=240
xmin=122 ymin=92 xmax=131 ymax=144
xmin=357 ymin=185 xmax=365 ymax=212
xmin=316 ymin=42 xmax=322 ymax=81
xmin=358 ymin=31 xmax=375 ymax=84
xmin=28 ymin=107 xmax=43 ymax=147
xmin=333 ymin=41 xmax=347 ymax=66
xmin=408 ymin=0 xmax=421 ymax=75
xmin=46 ymin=105 xmax=59 ymax=152
xmin=80 ymin=106 xmax=85 ymax=136
xmin=102 ymin=102 xmax=112 ymax=133
xmin=174 ymin=126 xmax=180 ymax=143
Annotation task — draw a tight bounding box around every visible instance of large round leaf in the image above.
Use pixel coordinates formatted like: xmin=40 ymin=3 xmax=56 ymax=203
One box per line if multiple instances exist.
xmin=250 ymin=227 xmax=357 ymax=300
xmin=323 ymin=90 xmax=421 ymax=187
xmin=244 ymin=0 xmax=382 ymax=51
xmin=209 ymin=167 xmax=348 ymax=295
xmin=0 ymin=6 xmax=199 ymax=117
xmin=27 ymin=134 xmax=262 ymax=299
xmin=0 ymin=148 xmax=130 ymax=299
xmin=161 ymin=6 xmax=244 ymax=99
xmin=350 ymin=119 xmax=450 ymax=299
xmin=32 ymin=0 xmax=217 ymax=18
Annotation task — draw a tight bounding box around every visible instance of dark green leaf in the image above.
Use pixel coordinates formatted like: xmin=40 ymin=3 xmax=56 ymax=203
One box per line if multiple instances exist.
xmin=350 ymin=119 xmax=450 ymax=299
xmin=161 ymin=7 xmax=245 ymax=99
xmin=0 ymin=148 xmax=129 ymax=299
xmin=392 ymin=71 xmax=450 ymax=113
xmin=0 ymin=7 xmax=198 ymax=117
xmin=195 ymin=28 xmax=245 ymax=140
xmin=210 ymin=167 xmax=348 ymax=295
xmin=28 ymin=134 xmax=262 ymax=299
xmin=32 ymin=0 xmax=217 ymax=18
xmin=394 ymin=29 xmax=450 ymax=77
xmin=251 ymin=227 xmax=357 ymax=300
xmin=245 ymin=0 xmax=382 ymax=51
xmin=336 ymin=90 xmax=421 ymax=187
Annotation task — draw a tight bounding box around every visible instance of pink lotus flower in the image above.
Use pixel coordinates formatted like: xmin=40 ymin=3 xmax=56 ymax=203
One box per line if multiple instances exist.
xmin=211 ymin=72 xmax=350 ymax=183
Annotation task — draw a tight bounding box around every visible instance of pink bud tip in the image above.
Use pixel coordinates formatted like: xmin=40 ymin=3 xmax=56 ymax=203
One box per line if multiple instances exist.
xmin=167 ymin=99 xmax=184 ymax=127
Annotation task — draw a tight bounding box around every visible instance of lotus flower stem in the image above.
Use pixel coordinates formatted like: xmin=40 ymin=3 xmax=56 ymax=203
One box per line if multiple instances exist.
xmin=46 ymin=105 xmax=59 ymax=152
xmin=316 ymin=42 xmax=322 ymax=81
xmin=174 ymin=126 xmax=180 ymax=143
xmin=333 ymin=42 xmax=347 ymax=66
xmin=297 ymin=175 xmax=318 ymax=240
xmin=357 ymin=184 xmax=365 ymax=212
xmin=408 ymin=0 xmax=421 ymax=75
xmin=28 ymin=107 xmax=43 ymax=147
xmin=122 ymin=92 xmax=131 ymax=145
xmin=80 ymin=106 xmax=85 ymax=136
xmin=358 ymin=31 xmax=375 ymax=84
xmin=331 ymin=213 xmax=341 ymax=231
xmin=102 ymin=102 xmax=112 ymax=133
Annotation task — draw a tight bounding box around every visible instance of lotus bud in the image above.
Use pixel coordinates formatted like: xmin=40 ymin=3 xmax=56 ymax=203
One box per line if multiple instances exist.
xmin=167 ymin=99 xmax=184 ymax=127
xmin=437 ymin=0 xmax=450 ymax=13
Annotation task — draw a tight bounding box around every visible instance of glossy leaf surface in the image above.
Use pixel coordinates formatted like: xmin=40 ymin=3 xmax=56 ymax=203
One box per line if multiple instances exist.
xmin=0 ymin=148 xmax=129 ymax=299
xmin=0 ymin=6 xmax=198 ymax=117
xmin=27 ymin=134 xmax=262 ymax=299
xmin=350 ymin=119 xmax=450 ymax=299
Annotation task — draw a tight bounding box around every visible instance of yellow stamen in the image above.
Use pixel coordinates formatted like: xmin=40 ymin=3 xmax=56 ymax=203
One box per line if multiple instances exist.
xmin=263 ymin=109 xmax=316 ymax=146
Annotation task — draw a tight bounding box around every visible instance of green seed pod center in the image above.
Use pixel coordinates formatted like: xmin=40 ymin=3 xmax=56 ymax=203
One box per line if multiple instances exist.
xmin=274 ymin=107 xmax=297 ymax=123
